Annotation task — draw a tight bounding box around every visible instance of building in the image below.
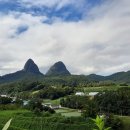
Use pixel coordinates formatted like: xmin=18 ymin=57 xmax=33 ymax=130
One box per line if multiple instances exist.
xmin=75 ymin=92 xmax=85 ymax=96
xmin=23 ymin=100 xmax=29 ymax=106
xmin=42 ymin=103 xmax=61 ymax=109
xmin=88 ymin=92 xmax=99 ymax=99
xmin=0 ymin=95 xmax=8 ymax=97
xmin=49 ymin=104 xmax=61 ymax=109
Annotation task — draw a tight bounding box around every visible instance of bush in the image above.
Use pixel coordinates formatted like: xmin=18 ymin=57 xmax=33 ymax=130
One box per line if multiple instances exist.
xmin=27 ymin=99 xmax=55 ymax=115
xmin=105 ymin=114 xmax=123 ymax=130
xmin=33 ymin=108 xmax=41 ymax=116
xmin=0 ymin=97 xmax=12 ymax=104
xmin=82 ymin=100 xmax=98 ymax=118
xmin=0 ymin=104 xmax=21 ymax=110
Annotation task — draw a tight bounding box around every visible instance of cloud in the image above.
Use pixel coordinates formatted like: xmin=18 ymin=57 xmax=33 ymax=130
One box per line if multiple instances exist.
xmin=0 ymin=0 xmax=130 ymax=76
xmin=20 ymin=0 xmax=86 ymax=9
xmin=0 ymin=0 xmax=88 ymax=22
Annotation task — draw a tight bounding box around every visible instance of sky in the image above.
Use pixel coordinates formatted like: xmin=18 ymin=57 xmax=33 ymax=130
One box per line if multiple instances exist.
xmin=0 ymin=0 xmax=130 ymax=76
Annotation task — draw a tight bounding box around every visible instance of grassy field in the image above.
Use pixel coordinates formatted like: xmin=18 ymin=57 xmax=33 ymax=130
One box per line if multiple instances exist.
xmin=117 ymin=116 xmax=130 ymax=130
xmin=55 ymin=107 xmax=81 ymax=117
xmin=0 ymin=109 xmax=91 ymax=130
xmin=0 ymin=109 xmax=130 ymax=130
xmin=43 ymin=98 xmax=61 ymax=105
xmin=83 ymin=85 xmax=128 ymax=93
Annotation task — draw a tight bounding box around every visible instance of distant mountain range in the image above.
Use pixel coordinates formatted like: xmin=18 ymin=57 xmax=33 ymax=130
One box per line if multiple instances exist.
xmin=0 ymin=59 xmax=130 ymax=84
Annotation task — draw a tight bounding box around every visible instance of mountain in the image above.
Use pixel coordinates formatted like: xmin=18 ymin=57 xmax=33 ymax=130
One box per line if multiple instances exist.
xmin=46 ymin=61 xmax=71 ymax=76
xmin=0 ymin=59 xmax=130 ymax=84
xmin=86 ymin=74 xmax=105 ymax=81
xmin=0 ymin=59 xmax=43 ymax=83
xmin=23 ymin=59 xmax=41 ymax=74
xmin=86 ymin=71 xmax=130 ymax=83
xmin=106 ymin=71 xmax=130 ymax=83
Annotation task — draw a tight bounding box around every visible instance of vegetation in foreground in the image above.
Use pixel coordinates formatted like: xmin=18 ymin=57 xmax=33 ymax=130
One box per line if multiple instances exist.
xmin=0 ymin=80 xmax=130 ymax=130
xmin=0 ymin=109 xmax=94 ymax=130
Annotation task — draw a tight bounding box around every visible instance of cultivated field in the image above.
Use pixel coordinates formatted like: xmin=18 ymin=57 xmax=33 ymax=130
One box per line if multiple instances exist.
xmin=55 ymin=107 xmax=81 ymax=117
xmin=0 ymin=110 xmax=92 ymax=130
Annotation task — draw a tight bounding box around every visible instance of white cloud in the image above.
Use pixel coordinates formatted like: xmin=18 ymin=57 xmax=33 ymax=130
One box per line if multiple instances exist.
xmin=20 ymin=0 xmax=86 ymax=10
xmin=0 ymin=0 xmax=130 ymax=76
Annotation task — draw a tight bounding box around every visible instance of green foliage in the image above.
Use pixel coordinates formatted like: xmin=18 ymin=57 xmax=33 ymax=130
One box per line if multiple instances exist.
xmin=33 ymin=108 xmax=41 ymax=116
xmin=0 ymin=104 xmax=21 ymax=110
xmin=95 ymin=88 xmax=130 ymax=115
xmin=105 ymin=114 xmax=123 ymax=130
xmin=14 ymin=99 xmax=23 ymax=106
xmin=0 ymin=97 xmax=12 ymax=105
xmin=27 ymin=99 xmax=55 ymax=115
xmin=0 ymin=110 xmax=94 ymax=130
xmin=60 ymin=95 xmax=89 ymax=109
xmin=92 ymin=115 xmax=111 ymax=130
xmin=2 ymin=119 xmax=12 ymax=130
xmin=35 ymin=86 xmax=74 ymax=100
xmin=82 ymin=100 xmax=98 ymax=118
xmin=27 ymin=98 xmax=43 ymax=111
xmin=118 ymin=116 xmax=130 ymax=130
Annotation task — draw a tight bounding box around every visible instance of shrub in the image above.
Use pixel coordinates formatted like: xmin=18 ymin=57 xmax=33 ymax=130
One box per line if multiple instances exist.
xmin=105 ymin=114 xmax=123 ymax=130
xmin=92 ymin=115 xmax=111 ymax=130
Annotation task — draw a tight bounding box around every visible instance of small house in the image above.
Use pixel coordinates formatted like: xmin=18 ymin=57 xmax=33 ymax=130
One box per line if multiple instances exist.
xmin=88 ymin=92 xmax=99 ymax=99
xmin=75 ymin=92 xmax=85 ymax=96
xmin=0 ymin=94 xmax=8 ymax=97
xmin=23 ymin=100 xmax=29 ymax=106
xmin=49 ymin=104 xmax=61 ymax=109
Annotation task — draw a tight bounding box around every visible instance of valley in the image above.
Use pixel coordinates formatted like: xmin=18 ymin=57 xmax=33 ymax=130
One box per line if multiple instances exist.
xmin=0 ymin=59 xmax=130 ymax=130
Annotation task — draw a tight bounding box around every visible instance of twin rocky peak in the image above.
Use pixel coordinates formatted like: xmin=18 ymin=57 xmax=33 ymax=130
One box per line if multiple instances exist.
xmin=23 ymin=59 xmax=71 ymax=76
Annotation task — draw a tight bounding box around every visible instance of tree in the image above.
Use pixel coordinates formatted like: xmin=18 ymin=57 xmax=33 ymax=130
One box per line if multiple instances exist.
xmin=0 ymin=97 xmax=12 ymax=104
xmin=82 ymin=100 xmax=98 ymax=118
xmin=28 ymin=98 xmax=43 ymax=111
xmin=105 ymin=114 xmax=123 ymax=130
xmin=33 ymin=108 xmax=41 ymax=116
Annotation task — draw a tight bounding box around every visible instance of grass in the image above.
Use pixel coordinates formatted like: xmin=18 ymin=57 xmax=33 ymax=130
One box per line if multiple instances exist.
xmin=0 ymin=109 xmax=91 ymax=130
xmin=43 ymin=98 xmax=61 ymax=105
xmin=0 ymin=109 xmax=129 ymax=130
xmin=61 ymin=111 xmax=81 ymax=117
xmin=83 ymin=85 xmax=127 ymax=94
xmin=55 ymin=107 xmax=81 ymax=117
xmin=116 ymin=116 xmax=130 ymax=130
xmin=0 ymin=109 xmax=29 ymax=117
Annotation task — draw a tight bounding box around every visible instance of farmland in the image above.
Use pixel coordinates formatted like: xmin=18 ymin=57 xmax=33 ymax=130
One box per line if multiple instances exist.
xmin=0 ymin=85 xmax=130 ymax=130
xmin=0 ymin=109 xmax=93 ymax=130
xmin=55 ymin=107 xmax=81 ymax=117
xmin=0 ymin=109 xmax=130 ymax=130
xmin=83 ymin=85 xmax=128 ymax=93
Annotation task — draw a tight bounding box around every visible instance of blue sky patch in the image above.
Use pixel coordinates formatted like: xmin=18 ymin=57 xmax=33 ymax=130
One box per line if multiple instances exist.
xmin=0 ymin=0 xmax=103 ymax=23
xmin=15 ymin=25 xmax=28 ymax=35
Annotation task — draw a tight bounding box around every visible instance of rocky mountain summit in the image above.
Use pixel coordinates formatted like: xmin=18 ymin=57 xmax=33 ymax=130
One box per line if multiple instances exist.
xmin=46 ymin=61 xmax=71 ymax=76
xmin=23 ymin=59 xmax=41 ymax=74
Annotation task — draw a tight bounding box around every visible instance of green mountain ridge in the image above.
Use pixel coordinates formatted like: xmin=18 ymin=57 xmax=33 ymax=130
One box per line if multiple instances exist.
xmin=0 ymin=59 xmax=130 ymax=85
xmin=0 ymin=59 xmax=43 ymax=83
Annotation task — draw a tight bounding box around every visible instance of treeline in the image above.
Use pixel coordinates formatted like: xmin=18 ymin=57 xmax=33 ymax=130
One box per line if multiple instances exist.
xmin=34 ymin=86 xmax=74 ymax=100
xmin=60 ymin=96 xmax=88 ymax=109
xmin=0 ymin=75 xmax=118 ymax=94
xmin=0 ymin=96 xmax=23 ymax=110
xmin=16 ymin=86 xmax=74 ymax=100
xmin=84 ymin=81 xmax=116 ymax=87
xmin=60 ymin=87 xmax=130 ymax=116
xmin=27 ymin=98 xmax=55 ymax=115
xmin=95 ymin=87 xmax=130 ymax=116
